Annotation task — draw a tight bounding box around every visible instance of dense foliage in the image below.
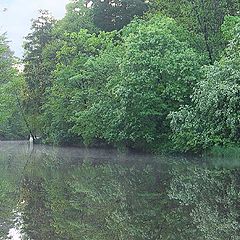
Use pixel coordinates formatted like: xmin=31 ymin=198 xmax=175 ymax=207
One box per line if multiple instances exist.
xmin=40 ymin=14 xmax=203 ymax=151
xmin=170 ymin=19 xmax=240 ymax=152
xmin=0 ymin=0 xmax=239 ymax=152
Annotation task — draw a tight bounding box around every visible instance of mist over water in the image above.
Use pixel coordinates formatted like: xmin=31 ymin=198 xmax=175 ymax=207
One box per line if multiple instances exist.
xmin=0 ymin=142 xmax=240 ymax=240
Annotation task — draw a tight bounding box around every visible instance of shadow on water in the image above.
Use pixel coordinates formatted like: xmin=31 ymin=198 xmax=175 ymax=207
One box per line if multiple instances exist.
xmin=0 ymin=141 xmax=240 ymax=240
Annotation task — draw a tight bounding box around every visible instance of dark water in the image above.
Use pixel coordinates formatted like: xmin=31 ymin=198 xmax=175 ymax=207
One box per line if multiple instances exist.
xmin=0 ymin=141 xmax=240 ymax=240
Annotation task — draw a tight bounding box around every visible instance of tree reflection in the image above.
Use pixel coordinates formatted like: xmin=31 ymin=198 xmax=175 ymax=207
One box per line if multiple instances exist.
xmin=168 ymin=160 xmax=240 ymax=240
xmin=1 ymin=143 xmax=240 ymax=239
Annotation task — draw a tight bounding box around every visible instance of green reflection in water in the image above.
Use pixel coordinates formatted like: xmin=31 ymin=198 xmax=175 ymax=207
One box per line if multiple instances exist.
xmin=0 ymin=142 xmax=240 ymax=240
xmin=0 ymin=142 xmax=29 ymax=239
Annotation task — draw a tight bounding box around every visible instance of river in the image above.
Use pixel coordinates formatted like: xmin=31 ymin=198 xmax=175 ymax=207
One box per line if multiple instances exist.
xmin=0 ymin=141 xmax=239 ymax=240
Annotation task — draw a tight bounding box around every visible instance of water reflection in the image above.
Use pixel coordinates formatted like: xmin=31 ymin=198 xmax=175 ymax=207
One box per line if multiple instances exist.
xmin=0 ymin=142 xmax=239 ymax=239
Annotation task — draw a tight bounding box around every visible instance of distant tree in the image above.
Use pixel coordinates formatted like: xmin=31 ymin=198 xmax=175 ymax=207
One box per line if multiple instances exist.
xmin=0 ymin=34 xmax=28 ymax=139
xmin=0 ymin=34 xmax=14 ymax=84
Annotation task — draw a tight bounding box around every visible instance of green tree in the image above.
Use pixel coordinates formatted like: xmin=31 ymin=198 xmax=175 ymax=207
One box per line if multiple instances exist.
xmin=71 ymin=15 xmax=203 ymax=150
xmin=42 ymin=30 xmax=116 ymax=144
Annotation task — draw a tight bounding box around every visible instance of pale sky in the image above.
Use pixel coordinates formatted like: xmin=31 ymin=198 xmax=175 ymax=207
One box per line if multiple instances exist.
xmin=0 ymin=0 xmax=70 ymax=57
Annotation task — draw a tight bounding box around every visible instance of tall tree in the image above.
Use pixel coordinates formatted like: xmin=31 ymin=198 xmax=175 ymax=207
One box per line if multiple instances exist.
xmin=23 ymin=10 xmax=56 ymax=136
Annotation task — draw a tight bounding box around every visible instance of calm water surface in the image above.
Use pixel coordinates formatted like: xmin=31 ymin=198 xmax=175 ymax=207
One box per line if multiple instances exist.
xmin=0 ymin=141 xmax=240 ymax=240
